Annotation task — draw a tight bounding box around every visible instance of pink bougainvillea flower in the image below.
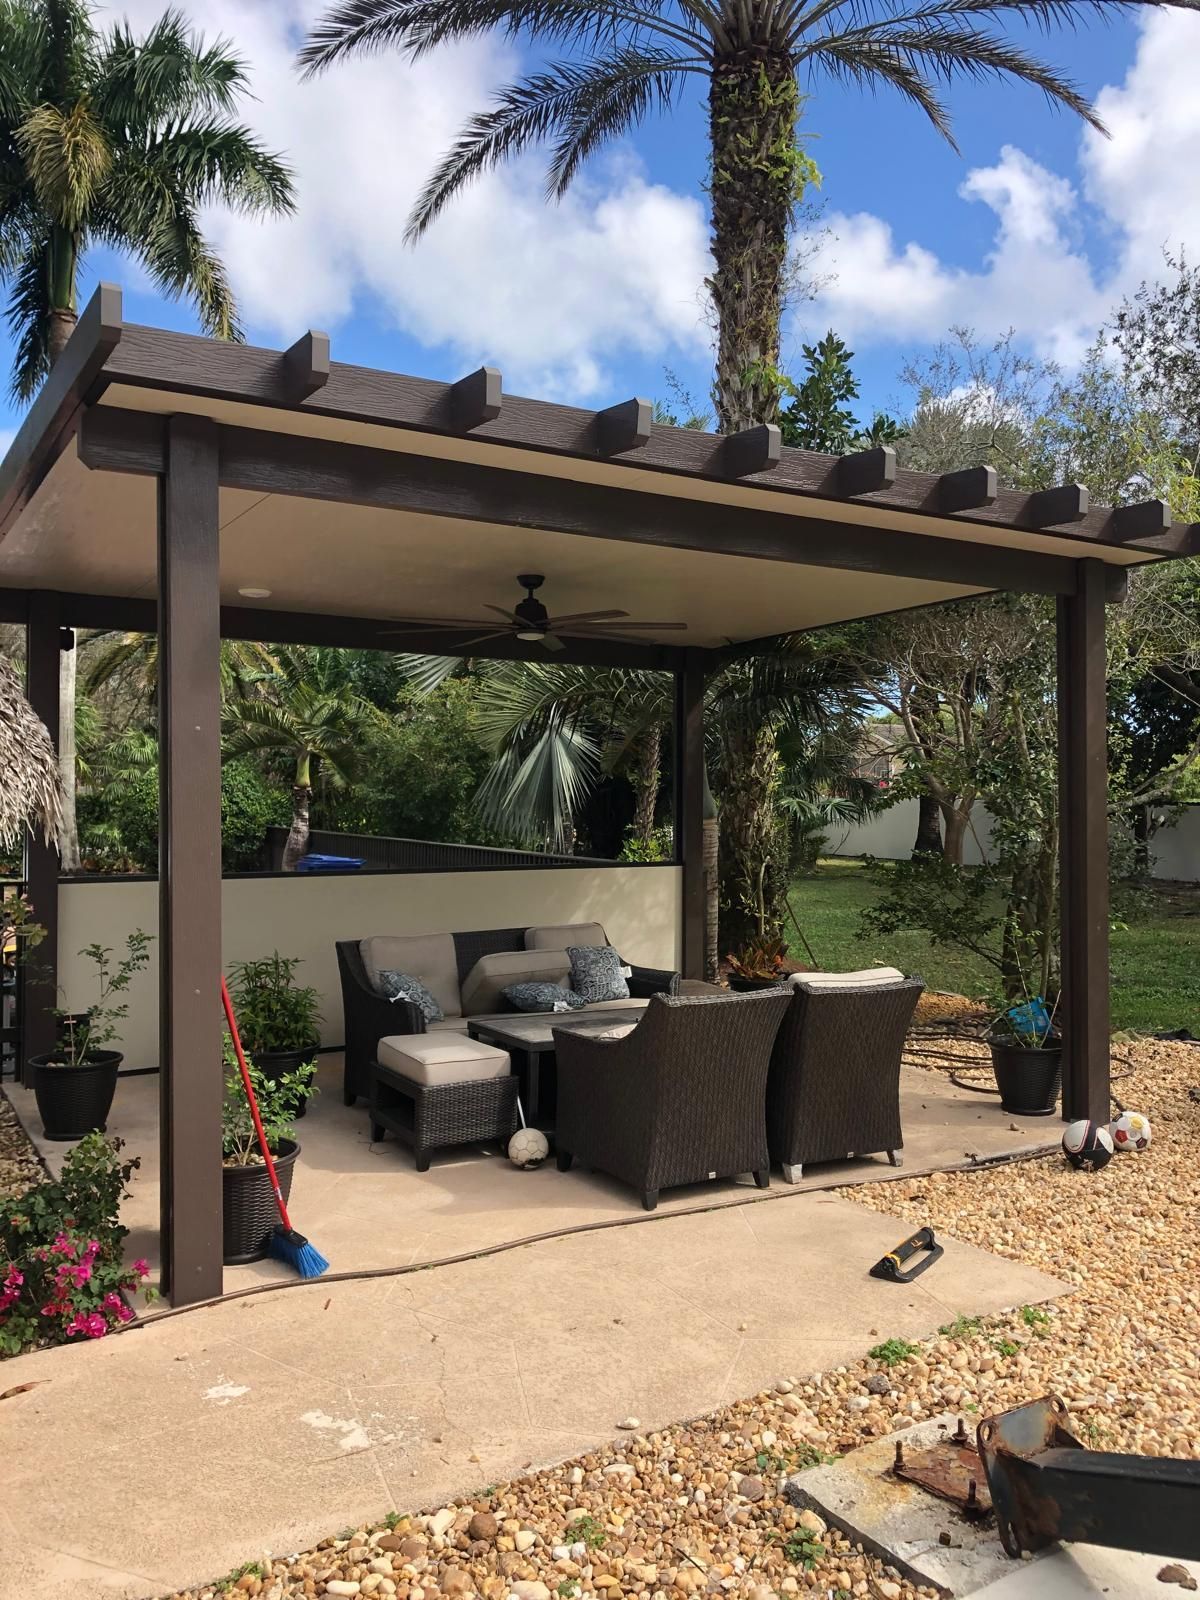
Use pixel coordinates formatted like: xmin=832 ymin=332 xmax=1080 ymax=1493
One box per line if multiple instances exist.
xmin=84 ymin=1313 xmax=106 ymax=1338
xmin=102 ymin=1291 xmax=123 ymax=1312
xmin=116 ymin=1304 xmax=135 ymax=1324
xmin=131 ymin=1259 xmax=149 ymax=1278
xmin=64 ymin=1312 xmax=89 ymax=1337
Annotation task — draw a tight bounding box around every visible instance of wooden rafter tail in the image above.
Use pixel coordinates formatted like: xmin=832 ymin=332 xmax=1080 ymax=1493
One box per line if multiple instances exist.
xmin=1108 ymin=499 xmax=1171 ymax=543
xmin=836 ymin=445 xmax=897 ymax=498
xmin=449 ymin=365 xmax=502 ymax=432
xmin=722 ymin=423 xmax=780 ymax=479
xmin=596 ymin=397 xmax=652 ymax=457
xmin=282 ymin=331 xmax=330 ymax=401
xmin=938 ymin=465 xmax=998 ymax=515
xmin=1025 ymin=483 xmax=1089 ymax=529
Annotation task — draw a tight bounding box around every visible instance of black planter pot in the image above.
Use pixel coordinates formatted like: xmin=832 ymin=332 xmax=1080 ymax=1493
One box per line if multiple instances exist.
xmin=989 ymin=1040 xmax=1063 ymax=1116
xmin=222 ymin=1138 xmax=299 ymax=1264
xmin=253 ymin=1045 xmax=319 ymax=1118
xmin=30 ymin=1050 xmax=122 ymax=1141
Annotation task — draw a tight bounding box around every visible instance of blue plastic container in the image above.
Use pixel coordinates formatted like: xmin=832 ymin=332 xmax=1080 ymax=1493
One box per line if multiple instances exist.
xmin=295 ymin=853 xmax=366 ymax=873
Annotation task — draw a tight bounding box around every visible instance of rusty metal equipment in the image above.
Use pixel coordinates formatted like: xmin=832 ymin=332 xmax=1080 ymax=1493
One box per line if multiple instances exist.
xmin=869 ymin=1225 xmax=944 ymax=1283
xmin=893 ymin=1417 xmax=992 ymax=1518
xmin=976 ymin=1395 xmax=1200 ymax=1561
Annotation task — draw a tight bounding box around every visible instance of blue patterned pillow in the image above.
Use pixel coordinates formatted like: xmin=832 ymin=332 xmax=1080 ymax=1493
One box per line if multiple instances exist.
xmin=378 ymin=969 xmax=444 ymax=1023
xmin=568 ymin=944 xmax=630 ymax=1004
xmin=503 ymin=981 xmax=586 ymax=1014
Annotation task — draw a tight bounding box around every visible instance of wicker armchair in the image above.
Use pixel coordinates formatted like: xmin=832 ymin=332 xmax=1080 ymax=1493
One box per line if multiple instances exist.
xmin=554 ymin=989 xmax=792 ymax=1210
xmin=766 ymin=977 xmax=924 ymax=1181
xmin=336 ymin=933 xmax=680 ymax=1106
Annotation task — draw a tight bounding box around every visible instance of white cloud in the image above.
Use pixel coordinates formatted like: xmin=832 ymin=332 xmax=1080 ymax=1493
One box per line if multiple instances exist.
xmin=797 ymin=11 xmax=1200 ymax=365
xmin=112 ymin=0 xmax=710 ymax=399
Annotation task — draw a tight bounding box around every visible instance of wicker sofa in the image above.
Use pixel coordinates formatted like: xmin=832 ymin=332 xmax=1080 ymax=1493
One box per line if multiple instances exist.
xmin=336 ymin=923 xmax=679 ymax=1105
xmin=554 ymin=989 xmax=793 ymax=1210
xmin=766 ymin=972 xmax=925 ymax=1181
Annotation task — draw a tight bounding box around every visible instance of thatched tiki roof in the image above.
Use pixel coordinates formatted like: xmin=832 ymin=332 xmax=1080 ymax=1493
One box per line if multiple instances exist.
xmin=0 ymin=657 xmax=62 ymax=851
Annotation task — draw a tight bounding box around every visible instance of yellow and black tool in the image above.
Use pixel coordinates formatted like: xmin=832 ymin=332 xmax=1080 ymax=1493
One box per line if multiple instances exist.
xmin=869 ymin=1225 xmax=943 ymax=1283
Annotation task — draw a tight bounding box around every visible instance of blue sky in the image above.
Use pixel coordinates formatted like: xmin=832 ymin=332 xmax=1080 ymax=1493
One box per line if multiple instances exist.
xmin=3 ymin=2 xmax=1198 ymax=445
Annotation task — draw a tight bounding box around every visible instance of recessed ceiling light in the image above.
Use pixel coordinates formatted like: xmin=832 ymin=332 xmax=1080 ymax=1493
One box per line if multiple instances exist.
xmin=238 ymin=586 xmax=272 ymax=599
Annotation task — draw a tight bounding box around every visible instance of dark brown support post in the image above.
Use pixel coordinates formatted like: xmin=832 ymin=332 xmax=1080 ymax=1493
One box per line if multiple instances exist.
xmin=675 ymin=651 xmax=706 ymax=981
xmin=1056 ymin=559 xmax=1110 ymax=1124
xmin=22 ymin=591 xmax=60 ymax=1077
xmin=158 ymin=415 xmax=223 ymax=1304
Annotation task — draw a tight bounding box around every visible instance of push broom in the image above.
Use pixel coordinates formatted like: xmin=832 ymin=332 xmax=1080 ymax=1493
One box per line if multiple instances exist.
xmin=221 ymin=976 xmax=329 ymax=1280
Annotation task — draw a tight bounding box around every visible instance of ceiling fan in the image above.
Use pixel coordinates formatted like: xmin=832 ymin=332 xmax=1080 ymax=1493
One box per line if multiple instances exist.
xmin=380 ymin=574 xmax=687 ymax=653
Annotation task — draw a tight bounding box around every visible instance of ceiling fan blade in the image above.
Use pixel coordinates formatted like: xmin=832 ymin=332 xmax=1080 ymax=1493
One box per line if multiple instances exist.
xmin=546 ymin=609 xmax=629 ymax=626
xmin=484 ymin=603 xmax=523 ymax=624
xmin=455 ymin=631 xmax=511 ymax=650
xmin=378 ymin=617 xmax=493 ymax=634
xmin=562 ymin=621 xmax=689 ymax=632
xmin=540 ymin=632 xmax=566 ymax=653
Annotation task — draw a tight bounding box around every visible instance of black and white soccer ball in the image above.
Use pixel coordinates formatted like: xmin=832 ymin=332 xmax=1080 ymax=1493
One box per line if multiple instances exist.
xmin=1062 ymin=1119 xmax=1115 ymax=1171
xmin=1109 ymin=1110 xmax=1152 ymax=1152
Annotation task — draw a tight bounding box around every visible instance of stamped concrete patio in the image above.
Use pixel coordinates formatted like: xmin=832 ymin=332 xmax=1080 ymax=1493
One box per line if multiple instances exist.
xmin=7 ymin=1055 xmax=1059 ymax=1294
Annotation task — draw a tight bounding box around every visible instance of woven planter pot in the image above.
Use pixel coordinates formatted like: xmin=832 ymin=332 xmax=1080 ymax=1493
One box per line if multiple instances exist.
xmin=989 ymin=1040 xmax=1063 ymax=1116
xmin=254 ymin=1046 xmax=318 ymax=1119
xmin=222 ymin=1139 xmax=299 ymax=1264
xmin=30 ymin=1051 xmax=122 ymax=1142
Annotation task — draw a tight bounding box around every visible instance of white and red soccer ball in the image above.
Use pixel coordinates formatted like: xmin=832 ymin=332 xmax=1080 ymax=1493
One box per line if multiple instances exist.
xmin=1109 ymin=1110 xmax=1152 ymax=1153
xmin=1061 ymin=1119 xmax=1115 ymax=1171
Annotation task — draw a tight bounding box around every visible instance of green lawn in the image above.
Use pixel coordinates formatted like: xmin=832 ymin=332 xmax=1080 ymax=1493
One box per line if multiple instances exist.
xmin=788 ymin=858 xmax=1200 ymax=1036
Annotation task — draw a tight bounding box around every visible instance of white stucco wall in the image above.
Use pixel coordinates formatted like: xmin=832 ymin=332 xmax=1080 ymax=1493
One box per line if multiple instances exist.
xmin=58 ymin=866 xmax=683 ymax=1071
xmin=826 ymin=799 xmax=1198 ymax=882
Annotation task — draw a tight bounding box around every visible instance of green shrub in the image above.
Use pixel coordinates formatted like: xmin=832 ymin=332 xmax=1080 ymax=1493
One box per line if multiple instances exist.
xmin=0 ymin=1134 xmax=151 ymax=1355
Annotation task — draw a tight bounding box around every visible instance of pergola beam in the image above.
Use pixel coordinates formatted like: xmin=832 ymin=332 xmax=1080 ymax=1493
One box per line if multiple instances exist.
xmin=77 ymin=406 xmax=1082 ymax=597
xmin=82 ymin=308 xmax=1198 ymax=556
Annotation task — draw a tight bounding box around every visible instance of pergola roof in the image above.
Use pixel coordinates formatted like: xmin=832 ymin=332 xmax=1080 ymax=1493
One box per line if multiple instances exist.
xmin=1 ymin=284 xmax=1193 ymax=658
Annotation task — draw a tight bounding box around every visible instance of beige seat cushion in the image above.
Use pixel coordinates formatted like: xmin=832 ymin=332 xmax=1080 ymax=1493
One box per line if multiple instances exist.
xmin=789 ymin=966 xmax=905 ymax=990
xmin=460 ymin=950 xmax=571 ymax=1015
xmin=377 ymin=1032 xmax=510 ymax=1087
xmin=524 ymin=921 xmax=608 ymax=952
xmin=360 ymin=934 xmax=462 ymax=1017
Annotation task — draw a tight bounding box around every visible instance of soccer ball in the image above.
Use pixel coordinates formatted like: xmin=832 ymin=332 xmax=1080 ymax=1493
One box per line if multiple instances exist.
xmin=1061 ymin=1119 xmax=1115 ymax=1171
xmin=1109 ymin=1110 xmax=1152 ymax=1153
xmin=508 ymin=1127 xmax=550 ymax=1169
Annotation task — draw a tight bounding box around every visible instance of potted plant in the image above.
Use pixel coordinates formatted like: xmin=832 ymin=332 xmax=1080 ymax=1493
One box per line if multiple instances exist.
xmin=30 ymin=931 xmax=152 ymax=1142
xmin=726 ymin=937 xmax=790 ymax=992
xmin=986 ymin=996 xmax=1062 ymax=1116
xmin=221 ymin=1039 xmax=316 ymax=1264
xmin=226 ymin=954 xmax=322 ymax=1117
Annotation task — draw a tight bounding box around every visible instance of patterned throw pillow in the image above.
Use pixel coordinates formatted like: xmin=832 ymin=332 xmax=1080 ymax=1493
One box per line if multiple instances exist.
xmin=567 ymin=944 xmax=630 ymax=1004
xmin=377 ymin=969 xmax=444 ymax=1024
xmin=503 ymin=981 xmax=586 ymax=1014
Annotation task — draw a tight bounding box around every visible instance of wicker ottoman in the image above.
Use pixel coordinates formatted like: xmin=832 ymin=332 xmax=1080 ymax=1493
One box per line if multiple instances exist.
xmin=370 ymin=1034 xmax=518 ymax=1170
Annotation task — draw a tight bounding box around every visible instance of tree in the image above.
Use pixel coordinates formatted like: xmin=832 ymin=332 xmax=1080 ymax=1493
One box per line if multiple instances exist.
xmin=780 ymin=332 xmax=901 ymax=453
xmin=0 ymin=0 xmax=295 ymax=399
xmin=297 ymin=0 xmax=1142 ymax=435
xmin=221 ymin=647 xmax=375 ymax=870
xmin=1113 ymin=251 xmax=1200 ymax=468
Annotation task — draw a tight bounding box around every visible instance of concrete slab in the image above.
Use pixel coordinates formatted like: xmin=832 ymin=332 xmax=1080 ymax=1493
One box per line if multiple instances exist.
xmin=971 ymin=1546 xmax=1197 ymax=1599
xmin=5 ymin=1055 xmax=1058 ymax=1298
xmin=0 ymin=1194 xmax=1066 ymax=1600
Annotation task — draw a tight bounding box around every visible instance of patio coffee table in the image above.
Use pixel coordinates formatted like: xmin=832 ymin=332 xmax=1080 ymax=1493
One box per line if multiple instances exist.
xmin=468 ymin=1004 xmax=646 ymax=1125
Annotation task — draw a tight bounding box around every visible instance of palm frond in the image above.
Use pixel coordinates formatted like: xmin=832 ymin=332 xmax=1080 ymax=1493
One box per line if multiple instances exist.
xmin=94 ymin=9 xmax=249 ymax=127
xmin=97 ymin=186 xmax=240 ymax=338
xmin=129 ymin=124 xmax=296 ymax=213
xmin=474 ymin=719 xmax=600 ymax=847
xmin=407 ymin=47 xmax=694 ymax=234
xmin=395 ymin=653 xmax=468 ymax=695
xmin=4 ymin=231 xmax=53 ymax=399
xmin=803 ymin=38 xmax=954 ymax=142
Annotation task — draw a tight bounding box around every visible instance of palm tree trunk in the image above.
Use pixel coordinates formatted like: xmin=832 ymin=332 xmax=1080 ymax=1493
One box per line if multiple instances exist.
xmin=48 ymin=309 xmax=77 ymax=364
xmin=708 ymin=51 xmax=799 ymax=433
xmin=718 ymin=722 xmax=782 ymax=951
xmin=632 ymin=725 xmax=661 ymax=844
xmin=47 ymin=226 xmax=79 ymax=364
xmin=58 ymin=633 xmax=80 ymax=872
xmin=282 ymin=785 xmax=311 ymax=870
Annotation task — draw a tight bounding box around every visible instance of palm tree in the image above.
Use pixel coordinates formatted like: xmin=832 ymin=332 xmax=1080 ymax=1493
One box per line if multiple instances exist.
xmin=222 ymin=647 xmax=376 ymax=870
xmin=84 ymin=630 xmax=278 ymax=706
xmin=297 ymin=0 xmax=1172 ymax=433
xmin=0 ymin=0 xmax=295 ymax=399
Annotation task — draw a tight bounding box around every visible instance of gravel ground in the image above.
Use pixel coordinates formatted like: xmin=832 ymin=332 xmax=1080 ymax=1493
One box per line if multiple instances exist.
xmin=152 ymin=1036 xmax=1200 ymax=1600
xmin=0 ymin=1086 xmax=43 ymax=1200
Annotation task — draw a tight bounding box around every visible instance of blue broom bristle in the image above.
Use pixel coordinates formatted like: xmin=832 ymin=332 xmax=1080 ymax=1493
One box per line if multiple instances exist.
xmin=269 ymin=1226 xmax=329 ymax=1279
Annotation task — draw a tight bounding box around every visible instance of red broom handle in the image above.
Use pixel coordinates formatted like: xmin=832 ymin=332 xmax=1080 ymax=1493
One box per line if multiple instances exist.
xmin=221 ymin=976 xmax=294 ymax=1233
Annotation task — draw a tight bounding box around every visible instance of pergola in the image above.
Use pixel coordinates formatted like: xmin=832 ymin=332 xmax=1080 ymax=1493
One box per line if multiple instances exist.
xmin=2 ymin=284 xmax=1194 ymax=1306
